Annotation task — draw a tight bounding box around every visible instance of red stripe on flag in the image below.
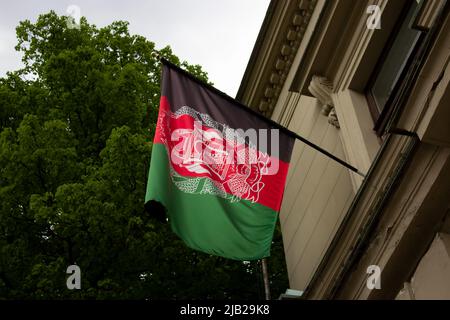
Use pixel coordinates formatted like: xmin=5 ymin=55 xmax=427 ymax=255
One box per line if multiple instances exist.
xmin=153 ymin=96 xmax=291 ymax=212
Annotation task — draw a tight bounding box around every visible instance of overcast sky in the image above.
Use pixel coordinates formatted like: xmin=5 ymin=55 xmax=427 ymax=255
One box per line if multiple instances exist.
xmin=0 ymin=0 xmax=269 ymax=96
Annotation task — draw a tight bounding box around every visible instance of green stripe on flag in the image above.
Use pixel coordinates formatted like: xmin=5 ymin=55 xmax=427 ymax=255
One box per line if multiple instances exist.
xmin=145 ymin=143 xmax=278 ymax=261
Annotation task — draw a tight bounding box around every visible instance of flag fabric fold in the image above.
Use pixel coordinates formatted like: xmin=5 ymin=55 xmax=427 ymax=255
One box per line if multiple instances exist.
xmin=145 ymin=61 xmax=294 ymax=260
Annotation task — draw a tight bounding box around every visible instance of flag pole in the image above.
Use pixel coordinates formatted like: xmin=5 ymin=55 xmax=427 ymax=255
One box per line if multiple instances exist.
xmin=261 ymin=258 xmax=271 ymax=300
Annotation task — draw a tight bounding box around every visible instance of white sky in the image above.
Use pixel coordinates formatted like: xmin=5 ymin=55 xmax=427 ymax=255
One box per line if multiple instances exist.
xmin=0 ymin=0 xmax=270 ymax=96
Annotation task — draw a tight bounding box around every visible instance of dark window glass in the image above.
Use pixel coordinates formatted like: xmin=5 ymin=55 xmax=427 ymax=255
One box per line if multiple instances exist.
xmin=368 ymin=1 xmax=421 ymax=116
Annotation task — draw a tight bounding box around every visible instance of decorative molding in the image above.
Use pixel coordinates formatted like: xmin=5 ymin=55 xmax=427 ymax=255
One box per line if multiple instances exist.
xmin=328 ymin=108 xmax=340 ymax=129
xmin=413 ymin=0 xmax=446 ymax=31
xmin=237 ymin=0 xmax=318 ymax=118
xmin=308 ymin=75 xmax=333 ymax=111
xmin=308 ymin=75 xmax=340 ymax=129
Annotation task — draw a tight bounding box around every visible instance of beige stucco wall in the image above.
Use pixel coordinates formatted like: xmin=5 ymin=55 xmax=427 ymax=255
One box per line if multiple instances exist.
xmin=278 ymin=93 xmax=355 ymax=291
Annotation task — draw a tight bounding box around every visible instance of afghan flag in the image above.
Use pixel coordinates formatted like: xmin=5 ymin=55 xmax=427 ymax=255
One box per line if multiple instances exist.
xmin=145 ymin=60 xmax=294 ymax=260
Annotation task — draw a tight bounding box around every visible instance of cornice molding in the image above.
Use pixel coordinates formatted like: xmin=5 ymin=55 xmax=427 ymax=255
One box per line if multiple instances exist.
xmin=236 ymin=0 xmax=318 ymax=118
xmin=414 ymin=0 xmax=446 ymax=31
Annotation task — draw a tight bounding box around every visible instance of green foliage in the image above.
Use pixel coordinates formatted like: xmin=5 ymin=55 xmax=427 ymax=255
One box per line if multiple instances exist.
xmin=0 ymin=11 xmax=289 ymax=299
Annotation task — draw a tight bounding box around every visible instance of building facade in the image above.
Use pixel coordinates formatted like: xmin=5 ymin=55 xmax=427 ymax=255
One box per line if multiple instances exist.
xmin=237 ymin=0 xmax=450 ymax=299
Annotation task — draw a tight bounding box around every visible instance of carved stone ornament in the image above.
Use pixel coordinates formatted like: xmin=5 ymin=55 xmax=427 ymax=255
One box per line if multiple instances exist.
xmin=328 ymin=107 xmax=340 ymax=129
xmin=308 ymin=75 xmax=340 ymax=129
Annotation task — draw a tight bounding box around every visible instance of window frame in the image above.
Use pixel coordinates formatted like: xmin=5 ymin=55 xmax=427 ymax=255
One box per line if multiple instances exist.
xmin=365 ymin=2 xmax=425 ymax=137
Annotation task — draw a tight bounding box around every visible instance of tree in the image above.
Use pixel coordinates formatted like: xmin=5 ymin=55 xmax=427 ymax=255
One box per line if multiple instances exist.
xmin=0 ymin=11 xmax=288 ymax=299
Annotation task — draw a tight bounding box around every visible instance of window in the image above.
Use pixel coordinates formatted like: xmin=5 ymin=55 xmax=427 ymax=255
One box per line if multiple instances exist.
xmin=366 ymin=1 xmax=423 ymax=135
